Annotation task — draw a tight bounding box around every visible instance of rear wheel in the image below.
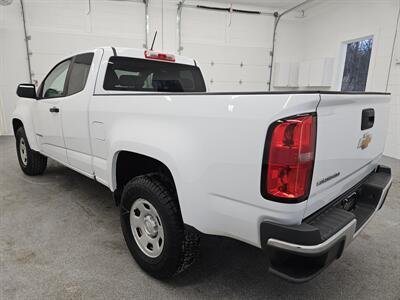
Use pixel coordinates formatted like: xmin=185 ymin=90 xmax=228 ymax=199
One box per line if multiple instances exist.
xmin=120 ymin=174 xmax=200 ymax=279
xmin=15 ymin=127 xmax=47 ymax=176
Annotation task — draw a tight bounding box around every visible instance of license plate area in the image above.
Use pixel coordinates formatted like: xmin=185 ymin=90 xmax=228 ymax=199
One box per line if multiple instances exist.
xmin=340 ymin=191 xmax=359 ymax=211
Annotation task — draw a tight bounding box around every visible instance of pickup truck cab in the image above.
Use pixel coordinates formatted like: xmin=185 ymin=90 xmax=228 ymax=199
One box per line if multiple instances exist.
xmin=12 ymin=47 xmax=392 ymax=282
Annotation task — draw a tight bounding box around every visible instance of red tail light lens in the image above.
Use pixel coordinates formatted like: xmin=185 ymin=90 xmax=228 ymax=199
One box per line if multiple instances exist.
xmin=261 ymin=114 xmax=316 ymax=202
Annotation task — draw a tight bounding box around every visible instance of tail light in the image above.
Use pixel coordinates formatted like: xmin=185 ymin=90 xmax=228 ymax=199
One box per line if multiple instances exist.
xmin=144 ymin=50 xmax=175 ymax=62
xmin=261 ymin=114 xmax=317 ymax=202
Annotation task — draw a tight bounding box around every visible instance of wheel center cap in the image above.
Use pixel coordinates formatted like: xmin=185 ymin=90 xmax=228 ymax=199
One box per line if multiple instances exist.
xmin=143 ymin=215 xmax=158 ymax=237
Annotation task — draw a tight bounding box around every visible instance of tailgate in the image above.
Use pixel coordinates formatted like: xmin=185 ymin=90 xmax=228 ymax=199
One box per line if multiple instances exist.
xmin=305 ymin=93 xmax=391 ymax=217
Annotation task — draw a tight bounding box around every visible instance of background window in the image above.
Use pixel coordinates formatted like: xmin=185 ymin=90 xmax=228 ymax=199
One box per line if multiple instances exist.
xmin=67 ymin=53 xmax=94 ymax=96
xmin=42 ymin=59 xmax=71 ymax=98
xmin=341 ymin=38 xmax=373 ymax=92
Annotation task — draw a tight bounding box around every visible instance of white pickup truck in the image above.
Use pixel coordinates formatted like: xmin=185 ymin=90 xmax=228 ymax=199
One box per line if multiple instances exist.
xmin=13 ymin=47 xmax=392 ymax=282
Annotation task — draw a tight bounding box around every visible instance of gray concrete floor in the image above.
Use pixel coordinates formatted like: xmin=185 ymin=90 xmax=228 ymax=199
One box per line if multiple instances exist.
xmin=1 ymin=135 xmax=399 ymax=300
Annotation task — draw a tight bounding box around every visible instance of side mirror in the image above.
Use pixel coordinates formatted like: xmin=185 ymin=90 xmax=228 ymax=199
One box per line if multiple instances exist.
xmin=17 ymin=84 xmax=37 ymax=99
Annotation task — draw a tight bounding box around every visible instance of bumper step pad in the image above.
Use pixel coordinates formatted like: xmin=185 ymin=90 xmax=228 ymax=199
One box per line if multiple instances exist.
xmin=306 ymin=207 xmax=354 ymax=242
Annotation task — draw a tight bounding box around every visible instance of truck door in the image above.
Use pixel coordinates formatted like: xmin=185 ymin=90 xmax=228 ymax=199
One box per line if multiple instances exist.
xmin=60 ymin=52 xmax=96 ymax=176
xmin=33 ymin=58 xmax=72 ymax=164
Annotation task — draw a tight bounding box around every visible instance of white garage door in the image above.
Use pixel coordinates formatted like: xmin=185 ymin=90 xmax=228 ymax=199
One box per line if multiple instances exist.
xmin=180 ymin=6 xmax=274 ymax=92
xmin=25 ymin=0 xmax=146 ymax=85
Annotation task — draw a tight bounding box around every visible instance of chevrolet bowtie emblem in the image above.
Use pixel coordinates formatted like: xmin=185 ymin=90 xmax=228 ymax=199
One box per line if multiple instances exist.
xmin=358 ymin=133 xmax=372 ymax=150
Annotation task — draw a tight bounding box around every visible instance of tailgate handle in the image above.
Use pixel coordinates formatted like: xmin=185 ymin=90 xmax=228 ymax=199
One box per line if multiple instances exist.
xmin=361 ymin=108 xmax=374 ymax=130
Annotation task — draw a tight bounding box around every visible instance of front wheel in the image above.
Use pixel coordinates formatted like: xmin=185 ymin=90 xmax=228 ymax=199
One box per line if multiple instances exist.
xmin=120 ymin=175 xmax=200 ymax=279
xmin=15 ymin=127 xmax=47 ymax=176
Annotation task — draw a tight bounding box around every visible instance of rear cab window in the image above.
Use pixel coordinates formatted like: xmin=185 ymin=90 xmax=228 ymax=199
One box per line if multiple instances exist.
xmin=67 ymin=53 xmax=94 ymax=96
xmin=103 ymin=56 xmax=206 ymax=93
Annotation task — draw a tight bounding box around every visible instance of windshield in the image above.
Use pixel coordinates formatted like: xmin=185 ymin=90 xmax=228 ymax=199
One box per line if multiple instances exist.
xmin=103 ymin=56 xmax=206 ymax=93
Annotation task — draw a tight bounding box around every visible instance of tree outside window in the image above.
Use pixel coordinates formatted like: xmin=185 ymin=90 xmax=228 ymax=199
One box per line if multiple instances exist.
xmin=341 ymin=38 xmax=373 ymax=92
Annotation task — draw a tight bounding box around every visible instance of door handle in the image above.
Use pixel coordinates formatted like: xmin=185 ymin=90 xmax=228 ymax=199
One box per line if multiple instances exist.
xmin=361 ymin=108 xmax=374 ymax=130
xmin=49 ymin=107 xmax=59 ymax=113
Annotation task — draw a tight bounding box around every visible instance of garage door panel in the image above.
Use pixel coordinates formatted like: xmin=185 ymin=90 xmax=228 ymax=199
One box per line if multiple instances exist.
xmin=25 ymin=0 xmax=87 ymax=32
xmin=182 ymin=8 xmax=227 ymax=43
xmin=229 ymin=13 xmax=274 ymax=46
xmin=240 ymin=65 xmax=268 ymax=82
xmin=239 ymin=47 xmax=270 ymax=66
xmin=183 ymin=43 xmax=242 ymax=65
xmin=208 ymin=81 xmax=243 ymax=92
xmin=183 ymin=43 xmax=269 ymax=66
xmin=91 ymin=0 xmax=145 ymax=37
xmin=239 ymin=81 xmax=268 ymax=92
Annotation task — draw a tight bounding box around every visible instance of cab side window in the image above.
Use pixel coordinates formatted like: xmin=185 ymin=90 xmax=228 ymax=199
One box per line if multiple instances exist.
xmin=66 ymin=53 xmax=94 ymax=96
xmin=41 ymin=59 xmax=71 ymax=99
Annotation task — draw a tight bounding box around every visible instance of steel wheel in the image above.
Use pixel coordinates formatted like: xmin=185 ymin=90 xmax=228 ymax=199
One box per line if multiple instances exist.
xmin=19 ymin=137 xmax=28 ymax=166
xmin=120 ymin=175 xmax=200 ymax=278
xmin=130 ymin=198 xmax=164 ymax=258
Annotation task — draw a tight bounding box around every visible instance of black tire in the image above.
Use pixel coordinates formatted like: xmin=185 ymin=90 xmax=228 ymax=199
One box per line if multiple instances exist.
xmin=15 ymin=127 xmax=47 ymax=176
xmin=120 ymin=174 xmax=200 ymax=279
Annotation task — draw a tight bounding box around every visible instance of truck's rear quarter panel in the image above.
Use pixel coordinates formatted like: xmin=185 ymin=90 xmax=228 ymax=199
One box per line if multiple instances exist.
xmin=90 ymin=93 xmax=320 ymax=247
